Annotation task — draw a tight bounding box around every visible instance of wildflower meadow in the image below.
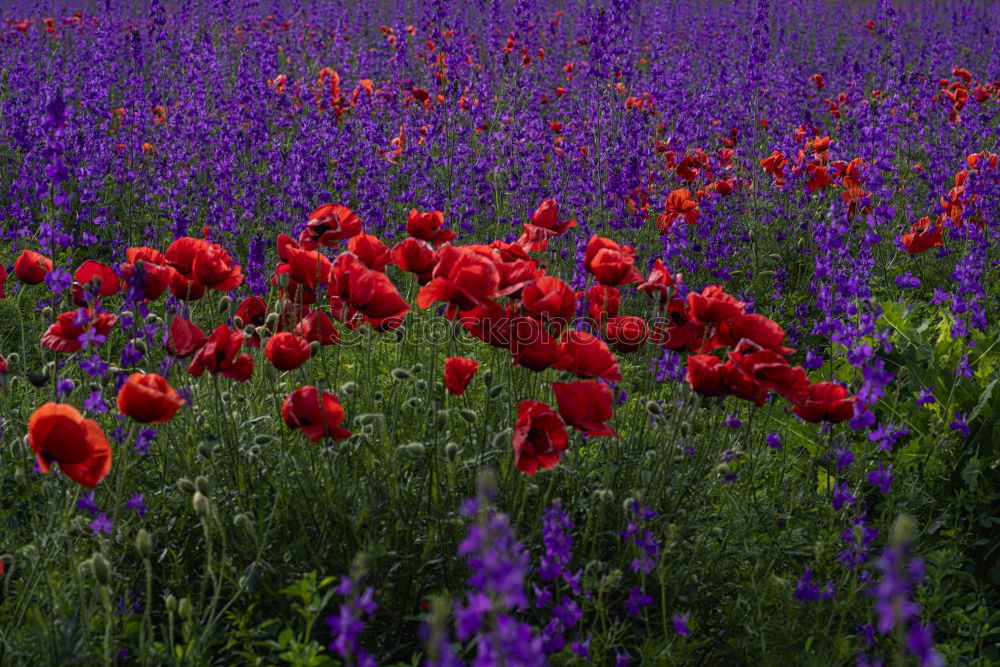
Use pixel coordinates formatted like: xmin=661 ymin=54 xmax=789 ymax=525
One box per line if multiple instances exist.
xmin=1 ymin=0 xmax=999 ymax=664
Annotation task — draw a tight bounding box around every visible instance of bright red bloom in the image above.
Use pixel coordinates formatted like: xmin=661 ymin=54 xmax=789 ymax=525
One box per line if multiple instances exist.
xmin=687 ymin=285 xmax=745 ymax=323
xmin=582 ymin=285 xmax=620 ymax=323
xmin=347 ymin=233 xmax=393 ymax=272
xmin=41 ymin=310 xmax=116 ymax=354
xmin=294 ymin=310 xmax=341 ymax=346
xmin=759 ymin=150 xmax=787 ymax=187
xmin=328 ymin=253 xmax=410 ymax=331
xmin=188 ymin=325 xmax=254 ymax=382
xmin=793 ymin=382 xmax=856 ymax=423
xmin=518 ymin=199 xmax=577 ymax=251
xmin=27 ymin=402 xmax=112 ymax=488
xmin=638 ymin=260 xmax=680 ymax=307
xmin=902 ymin=216 xmax=943 ymax=255
xmin=583 ymin=235 xmax=642 ymax=286
xmin=710 ymin=312 xmax=793 ymax=354
xmin=192 ymin=242 xmax=243 ymax=291
xmin=656 ymin=189 xmax=699 ymax=232
xmin=729 ymin=343 xmax=809 ymax=401
xmin=494 ymin=257 xmax=542 ymax=297
xmin=301 ymin=205 xmax=363 ymax=248
xmin=236 ymin=296 xmax=268 ymax=327
xmin=512 ymin=400 xmax=569 ymax=475
xmin=127 ymin=247 xmax=166 ymax=266
xmin=117 ymin=373 xmax=184 ymax=423
xmin=460 ymin=303 xmax=515 ymax=348
xmin=806 ymin=164 xmax=831 ymax=192
xmin=0 ymin=263 xmax=7 ymax=299
xmin=685 ymin=355 xmax=766 ymax=405
xmin=510 ymin=316 xmax=563 ymax=372
xmin=444 ymin=357 xmax=479 ymax=396
xmin=391 ymin=237 xmax=439 ymax=284
xmin=417 ymin=245 xmax=500 ymax=314
xmin=406 ymin=209 xmax=455 ymax=246
xmin=120 ymin=249 xmax=172 ymax=301
xmin=72 ymin=261 xmax=120 ymax=305
xmin=14 ymin=250 xmax=53 ymax=284
xmin=167 ymin=316 xmax=207 ymax=357
xmin=168 ymin=270 xmax=207 ymax=301
xmin=281 ymin=386 xmax=352 ymax=442
xmin=265 ymin=332 xmax=312 ymax=370
xmin=552 ymin=381 xmax=618 ymax=436
xmin=606 ymin=316 xmax=648 ymax=353
xmin=284 ymin=244 xmax=334 ymax=291
xmin=521 ymin=276 xmax=576 ymax=326
xmin=554 ymin=331 xmax=622 ymax=382
xmin=164 ymin=237 xmax=209 ymax=300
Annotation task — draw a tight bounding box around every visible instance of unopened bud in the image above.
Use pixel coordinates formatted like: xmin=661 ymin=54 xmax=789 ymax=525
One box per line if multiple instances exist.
xmin=165 ymin=594 xmax=178 ymax=613
xmin=217 ymin=296 xmax=233 ymax=314
xmin=177 ymin=477 xmax=196 ymax=494
xmin=679 ymin=421 xmax=691 ymax=437
xmin=890 ymin=515 xmax=916 ymax=546
xmin=482 ymin=369 xmax=494 ymax=386
xmin=92 ymin=552 xmax=112 ymax=585
xmin=309 ymin=341 xmax=321 ymax=356
xmin=445 ymin=442 xmax=459 ymax=459
xmin=411 ymin=363 xmax=423 ymax=374
xmin=339 ymin=381 xmax=357 ymax=396
xmin=404 ymin=442 xmax=426 ymax=456
xmin=645 ymin=400 xmax=661 ymax=415
xmin=414 ymin=379 xmax=428 ymax=392
xmin=458 ymin=409 xmax=477 ymax=423
xmin=178 ymin=597 xmax=192 ymax=620
xmin=234 ymin=513 xmax=254 ymax=533
xmin=145 ymin=312 xmax=159 ymax=325
xmin=233 ymin=316 xmax=244 ymax=329
xmin=243 ymin=324 xmax=255 ymax=338
xmin=135 ymin=529 xmax=153 ymax=559
xmin=194 ymin=476 xmax=211 ymax=495
xmin=264 ymin=312 xmax=280 ymax=327
xmin=41 ymin=306 xmax=53 ymax=319
xmin=434 ymin=410 xmax=449 ymax=429
xmin=6 ymin=352 xmax=19 ymax=365
xmin=132 ymin=339 xmax=148 ymax=354
xmin=192 ymin=491 xmax=209 ymax=515
xmin=276 ymin=273 xmax=290 ymax=288
xmin=488 ymin=385 xmax=503 ymax=399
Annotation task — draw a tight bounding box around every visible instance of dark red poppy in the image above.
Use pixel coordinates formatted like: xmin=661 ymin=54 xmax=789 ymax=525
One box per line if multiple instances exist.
xmin=638 ymin=260 xmax=680 ymax=307
xmin=489 ymin=240 xmax=532 ymax=263
xmin=391 ymin=237 xmax=439 ymax=284
xmin=685 ymin=354 xmax=728 ymax=397
xmin=417 ymin=245 xmax=500 ymax=314
xmin=583 ymin=235 xmax=642 ymax=286
xmin=653 ymin=319 xmax=705 ymax=352
xmin=606 ymin=316 xmax=648 ymax=353
xmin=460 ymin=303 xmax=515 ymax=348
xmin=328 ymin=253 xmax=410 ymax=331
xmin=127 ymin=247 xmax=166 ymax=266
xmin=512 ymin=400 xmax=569 ymax=475
xmin=729 ymin=343 xmax=809 ymax=401
xmin=265 ymin=332 xmax=311 ymax=370
xmin=0 ymin=264 xmax=7 ymax=299
xmin=552 ymin=381 xmax=618 ymax=436
xmin=294 ymin=310 xmax=341 ymax=346
xmin=406 ymin=209 xmax=455 ymax=246
xmin=236 ymin=296 xmax=268 ymax=327
xmin=14 ymin=250 xmax=53 ymax=284
xmin=301 ymin=205 xmax=362 ymax=248
xmin=793 ymin=382 xmax=856 ymax=423
xmin=282 ymin=386 xmax=352 ymax=442
xmin=188 ymin=325 xmax=254 ymax=382
xmin=717 ymin=313 xmax=794 ymax=354
xmin=521 ymin=276 xmax=577 ymax=327
xmin=120 ymin=249 xmax=172 ymax=301
xmin=192 ymin=242 xmax=243 ymax=291
xmin=72 ymin=261 xmax=120 ymax=305
xmin=272 ymin=263 xmax=317 ymax=305
xmin=117 ymin=373 xmax=185 ymax=423
xmin=518 ymin=199 xmax=577 ymax=251
xmin=444 ymin=357 xmax=479 ymax=396
xmin=554 ymin=331 xmax=622 ymax=382
xmin=582 ymin=285 xmax=620 ymax=324
xmin=164 ymin=237 xmax=206 ymax=276
xmin=167 ymin=315 xmax=207 ymax=357
xmin=41 ymin=310 xmax=116 ymax=354
xmin=510 ymin=316 xmax=563 ymax=372
xmin=902 ymin=216 xmax=943 ymax=255
xmin=28 ymin=402 xmax=112 ymax=488
xmin=347 ymin=233 xmax=393 ymax=271
xmin=168 ymin=270 xmax=207 ymax=301
xmin=687 ymin=285 xmax=745 ymax=323
xmin=494 ymin=257 xmax=542 ymax=297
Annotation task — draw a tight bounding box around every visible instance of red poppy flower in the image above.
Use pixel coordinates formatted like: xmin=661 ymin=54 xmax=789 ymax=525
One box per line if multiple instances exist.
xmin=687 ymin=285 xmax=745 ymax=323
xmin=793 ymin=382 xmax=855 ymax=422
xmin=686 ymin=355 xmax=766 ymax=405
xmin=167 ymin=315 xmax=207 ymax=357
xmin=265 ymin=332 xmax=311 ymax=370
xmin=391 ymin=237 xmax=439 ymax=284
xmin=165 ymin=237 xmax=207 ymax=276
xmin=902 ymin=216 xmax=943 ymax=255
xmin=406 ymin=209 xmax=455 ymax=246
xmin=168 ymin=270 xmax=207 ymax=301
xmin=552 ymin=381 xmax=618 ymax=436
xmin=281 ymin=386 xmax=352 ymax=442
xmin=582 ymin=285 xmax=620 ymax=324
xmin=188 ymin=325 xmax=255 ymax=382
xmin=27 ymin=402 xmax=112 ymax=488
xmin=285 ymin=244 xmax=334 ymax=291
xmin=120 ymin=251 xmax=172 ymax=301
xmin=494 ymin=257 xmax=542 ymax=297
xmin=554 ymin=331 xmax=622 ymax=382
xmin=72 ymin=261 xmax=120 ymax=305
xmin=759 ymin=150 xmax=787 ymax=186
xmin=518 ymin=199 xmax=577 ymax=251
xmin=117 ymin=373 xmax=185 ymax=423
xmin=328 ymin=254 xmax=410 ymax=331
xmin=656 ymin=189 xmax=699 ymax=232
xmin=41 ymin=310 xmax=117 ymax=354
xmin=653 ymin=318 xmax=705 ymax=351
xmin=717 ymin=312 xmax=794 ymax=354
xmin=272 ymin=263 xmax=317 ymax=305
xmin=806 ymin=164 xmax=831 ymax=192
xmin=444 ymin=357 xmax=479 ymax=396
xmin=638 ymin=260 xmax=680 ymax=307
xmin=0 ymin=354 xmax=8 ymax=375
xmin=14 ymin=250 xmax=53 ymax=284
xmin=583 ymin=235 xmax=642 ymax=286
xmin=417 ymin=245 xmax=500 ymax=314
xmin=192 ymin=242 xmax=243 ymax=291
xmin=347 ymin=233 xmax=393 ymax=272
xmin=460 ymin=303 xmax=515 ymax=348
xmin=294 ymin=310 xmax=341 ymax=346
xmin=729 ymin=343 xmax=809 ymax=401
xmin=301 ymin=205 xmax=363 ymax=248
xmin=236 ymin=296 xmax=268 ymax=327
xmin=606 ymin=316 xmax=648 ymax=353
xmin=510 ymin=316 xmax=563 ymax=372
xmin=511 ymin=400 xmax=569 ymax=475
xmin=521 ymin=276 xmax=577 ymax=327
xmin=0 ymin=263 xmax=7 ymax=298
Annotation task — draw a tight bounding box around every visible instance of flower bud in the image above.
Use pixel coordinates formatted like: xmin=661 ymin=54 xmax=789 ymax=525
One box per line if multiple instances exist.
xmin=234 ymin=513 xmax=254 ymax=533
xmin=411 ymin=363 xmax=423 ymax=374
xmin=373 ymin=391 xmax=384 ymax=402
xmin=178 ymin=597 xmax=192 ymax=620
xmin=135 ymin=529 xmax=153 ymax=559
xmin=177 ymin=477 xmax=196 ymax=494
xmin=92 ymin=552 xmax=112 ymax=585
xmin=679 ymin=421 xmax=692 ymax=437
xmin=264 ymin=312 xmax=280 ymax=327
xmin=145 ymin=312 xmax=160 ymax=325
xmin=41 ymin=306 xmax=53 ymax=319
xmin=457 ymin=409 xmax=477 ymax=423
xmin=243 ymin=324 xmax=255 ymax=338
xmin=434 ymin=410 xmax=449 ymax=429
xmin=308 ymin=340 xmax=321 ymax=356
xmin=890 ymin=515 xmax=916 ymax=546
xmin=192 ymin=491 xmax=209 ymax=516
xmin=445 ymin=442 xmax=459 ymax=459
xmin=217 ymin=296 xmax=233 ymax=314
xmin=233 ymin=316 xmax=244 ymax=329
xmin=402 ymin=397 xmax=421 ymax=410
xmin=6 ymin=352 xmax=19 ymax=365
xmin=339 ymin=381 xmax=357 ymax=396
xmin=165 ymin=594 xmax=178 ymax=614
xmin=482 ymin=369 xmax=493 ymax=387
xmin=252 ymin=434 xmax=274 ymax=445
xmin=27 ymin=371 xmax=48 ymax=387
xmin=194 ymin=476 xmax=211 ymax=495
xmin=403 ymin=442 xmax=426 ymax=457
xmin=488 ymin=385 xmax=503 ymax=399
xmin=414 ymin=379 xmax=428 ymax=392
xmin=276 ymin=272 xmax=290 ymax=288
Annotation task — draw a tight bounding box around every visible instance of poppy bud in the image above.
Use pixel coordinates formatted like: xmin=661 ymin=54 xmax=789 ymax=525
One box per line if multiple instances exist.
xmin=415 ymin=379 xmax=427 ymax=392
xmin=412 ymin=363 xmax=423 ymax=374
xmin=354 ymin=413 xmax=377 ymax=426
xmin=92 ymin=552 xmax=112 ymax=585
xmin=133 ymin=339 xmax=149 ymax=354
xmin=339 ymin=381 xmax=357 ymax=395
xmin=488 ymin=385 xmax=503 ymax=398
xmin=232 ymin=315 xmax=244 ymax=329
xmin=309 ymin=341 xmax=321 ymax=356
xmin=41 ymin=306 xmax=53 ymax=319
xmin=192 ymin=491 xmax=209 ymax=515
xmin=445 ymin=442 xmax=459 ymax=459
xmin=276 ymin=272 xmax=291 ymax=288
xmin=264 ymin=312 xmax=280 ymax=327
xmin=373 ymin=391 xmax=384 ymax=402
xmin=482 ymin=369 xmax=493 ymax=386
xmin=195 ymin=475 xmax=211 ymax=495
xmin=6 ymin=352 xmax=18 ymax=365
xmin=252 ymin=434 xmax=274 ymax=445
xmin=594 ymin=489 xmax=614 ymax=502
xmin=622 ymin=496 xmax=637 ymax=511
xmin=177 ymin=477 xmax=196 ymax=494
xmin=679 ymin=421 xmax=691 ymax=436
xmin=890 ymin=515 xmax=916 ymax=546
xmin=403 ymin=442 xmax=426 ymax=456
xmin=78 ymin=557 xmax=94 ymax=577
xmin=145 ymin=313 xmax=159 ymax=325
xmin=178 ymin=597 xmax=192 ymax=620
xmin=645 ymin=400 xmax=661 ymax=414
xmin=28 ymin=371 xmax=48 ymax=387
xmin=458 ymin=409 xmax=477 ymax=423
xmin=711 ymin=526 xmax=723 ymax=537
xmin=121 ymin=311 xmax=134 ymax=321
xmin=243 ymin=324 xmax=255 ymax=338
xmin=165 ymin=594 xmax=178 ymax=613
xmin=402 ymin=397 xmax=421 ymax=409
xmin=197 ymin=442 xmax=213 ymax=458
xmin=217 ymin=296 xmax=233 ymax=314
xmin=135 ymin=529 xmax=153 ymax=559
xmin=234 ymin=513 xmax=254 ymax=533
xmin=391 ymin=367 xmax=411 ymax=380
xmin=714 ymin=463 xmax=731 ymax=476
xmin=256 ymin=326 xmax=268 ymax=339
xmin=435 ymin=409 xmax=449 ymax=429
xmin=492 ymin=429 xmax=510 ymax=449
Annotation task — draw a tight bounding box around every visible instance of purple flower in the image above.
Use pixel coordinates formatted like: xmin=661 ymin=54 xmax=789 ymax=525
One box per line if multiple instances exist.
xmin=894 ymin=272 xmax=920 ymax=289
xmin=135 ymin=429 xmax=156 ymax=456
xmin=44 ymin=268 xmax=73 ymax=294
xmin=834 ymin=447 xmax=854 ymax=472
xmin=126 ymin=493 xmax=148 ymax=518
xmin=765 ymin=431 xmax=783 ymax=450
xmin=624 ymin=586 xmax=653 ymax=616
xmin=326 ymin=574 xmax=377 ymax=661
xmin=794 ymin=569 xmax=834 ymax=602
xmin=84 ymin=391 xmax=109 ymax=414
xmin=832 ymin=482 xmax=855 ymax=511
xmin=915 ymin=387 xmax=936 ymax=407
xmin=90 ymin=512 xmax=114 ymax=536
xmin=949 ymin=412 xmax=970 ymax=438
xmin=56 ymin=378 xmax=74 ymax=398
xmin=672 ymin=612 xmax=691 ymax=638
xmin=77 ymin=491 xmax=100 ymax=517
xmin=867 ymin=463 xmax=893 ymax=494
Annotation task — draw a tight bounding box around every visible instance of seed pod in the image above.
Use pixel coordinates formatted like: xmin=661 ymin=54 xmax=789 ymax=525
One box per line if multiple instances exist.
xmin=192 ymin=491 xmax=209 ymax=516
xmin=177 ymin=477 xmax=196 ymax=494
xmin=92 ymin=552 xmax=112 ymax=585
xmin=135 ymin=529 xmax=153 ymax=559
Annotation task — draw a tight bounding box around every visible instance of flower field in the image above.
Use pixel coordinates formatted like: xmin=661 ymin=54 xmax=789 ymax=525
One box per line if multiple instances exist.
xmin=1 ymin=0 xmax=999 ymax=664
